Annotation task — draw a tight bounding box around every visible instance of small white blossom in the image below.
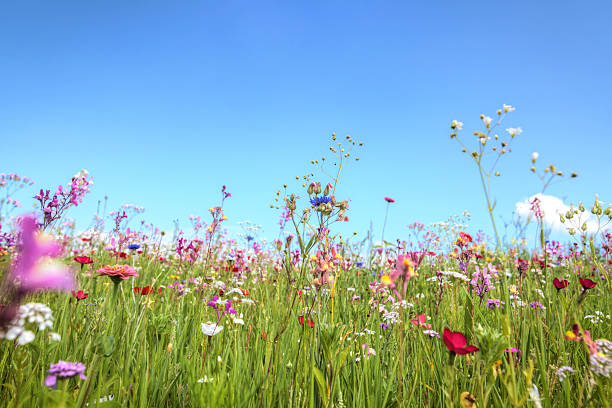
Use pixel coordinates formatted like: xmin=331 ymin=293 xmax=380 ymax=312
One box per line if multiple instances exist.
xmin=506 ymin=127 xmax=522 ymax=137
xmin=503 ymin=104 xmax=515 ymax=113
xmin=451 ymin=120 xmax=463 ymax=130
xmin=201 ymin=323 xmax=223 ymax=337
xmin=482 ymin=116 xmax=492 ymax=127
xmin=532 ymin=152 xmax=539 ymax=161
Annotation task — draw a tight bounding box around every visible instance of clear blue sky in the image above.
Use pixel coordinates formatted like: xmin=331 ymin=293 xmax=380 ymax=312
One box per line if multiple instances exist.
xmin=1 ymin=1 xmax=610 ymax=246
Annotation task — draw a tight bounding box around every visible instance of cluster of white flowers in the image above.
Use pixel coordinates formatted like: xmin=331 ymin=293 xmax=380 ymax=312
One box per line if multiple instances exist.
xmin=584 ymin=311 xmax=610 ymax=325
xmin=0 ymin=303 xmax=60 ymax=346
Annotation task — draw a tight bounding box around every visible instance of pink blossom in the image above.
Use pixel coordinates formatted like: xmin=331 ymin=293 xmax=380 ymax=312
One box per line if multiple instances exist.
xmin=10 ymin=216 xmax=75 ymax=293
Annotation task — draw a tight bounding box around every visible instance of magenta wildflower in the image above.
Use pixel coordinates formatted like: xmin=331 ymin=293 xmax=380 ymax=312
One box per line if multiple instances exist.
xmin=10 ymin=216 xmax=75 ymax=294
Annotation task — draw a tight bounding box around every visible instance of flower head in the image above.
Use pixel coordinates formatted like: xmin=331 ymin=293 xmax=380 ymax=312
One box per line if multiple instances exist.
xmin=384 ymin=197 xmax=395 ymax=203
xmin=71 ymin=290 xmax=88 ymax=300
xmin=579 ymin=277 xmax=597 ymax=290
xmin=10 ymin=216 xmax=75 ymax=294
xmin=74 ymin=256 xmax=94 ymax=265
xmin=309 ymin=196 xmax=331 ymax=208
xmin=44 ymin=360 xmax=86 ymax=389
xmin=553 ymin=278 xmax=569 ymax=291
xmin=442 ymin=328 xmax=479 ymax=355
xmin=97 ymin=264 xmax=138 ymax=281
xmin=201 ymin=322 xmax=223 ymax=337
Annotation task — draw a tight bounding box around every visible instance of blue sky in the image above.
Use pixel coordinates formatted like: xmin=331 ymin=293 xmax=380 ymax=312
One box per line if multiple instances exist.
xmin=1 ymin=1 xmax=611 ymax=247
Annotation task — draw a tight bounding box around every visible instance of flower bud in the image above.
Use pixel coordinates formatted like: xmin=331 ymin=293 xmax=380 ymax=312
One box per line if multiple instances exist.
xmin=581 ymin=222 xmax=587 ymax=232
xmin=314 ymin=182 xmax=321 ymax=195
xmin=307 ymin=183 xmax=315 ymax=195
xmin=559 ymin=215 xmax=565 ymax=223
xmin=324 ymin=183 xmax=332 ymax=196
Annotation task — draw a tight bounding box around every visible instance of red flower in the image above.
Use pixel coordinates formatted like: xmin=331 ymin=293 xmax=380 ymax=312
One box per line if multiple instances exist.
xmin=442 ymin=328 xmax=479 ymax=355
xmin=241 ymin=289 xmax=250 ymax=296
xmin=298 ymin=315 xmax=314 ymax=328
xmin=74 ymin=256 xmax=94 ymax=265
xmin=384 ymin=197 xmax=395 ymax=203
xmin=134 ymin=286 xmax=154 ymax=295
xmin=552 ymin=278 xmax=569 ymax=291
xmin=410 ymin=314 xmax=431 ymax=329
xmin=579 ymin=278 xmax=597 ymax=290
xmin=71 ymin=290 xmax=89 ymax=300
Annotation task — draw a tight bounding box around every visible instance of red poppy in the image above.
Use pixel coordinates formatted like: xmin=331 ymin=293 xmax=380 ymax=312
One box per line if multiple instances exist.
xmin=241 ymin=289 xmax=250 ymax=296
xmin=74 ymin=256 xmax=94 ymax=265
xmin=71 ymin=290 xmax=89 ymax=300
xmin=118 ymin=252 xmax=128 ymax=259
xmin=81 ymin=237 xmax=90 ymax=242
xmin=384 ymin=197 xmax=395 ymax=203
xmin=552 ymin=278 xmax=569 ymax=291
xmin=298 ymin=315 xmax=314 ymax=328
xmin=442 ymin=328 xmax=479 ymax=355
xmin=579 ymin=278 xmax=597 ymax=290
xmin=219 ymin=289 xmax=225 ymax=297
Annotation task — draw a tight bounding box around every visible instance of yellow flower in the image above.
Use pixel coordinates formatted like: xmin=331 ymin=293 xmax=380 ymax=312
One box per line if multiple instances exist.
xmin=381 ymin=275 xmax=392 ymax=286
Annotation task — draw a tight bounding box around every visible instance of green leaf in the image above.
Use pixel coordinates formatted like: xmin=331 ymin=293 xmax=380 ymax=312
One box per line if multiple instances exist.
xmin=312 ymin=366 xmax=329 ymax=407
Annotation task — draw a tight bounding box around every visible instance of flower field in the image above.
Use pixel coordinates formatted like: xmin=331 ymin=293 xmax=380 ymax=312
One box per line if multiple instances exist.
xmin=0 ymin=113 xmax=611 ymax=408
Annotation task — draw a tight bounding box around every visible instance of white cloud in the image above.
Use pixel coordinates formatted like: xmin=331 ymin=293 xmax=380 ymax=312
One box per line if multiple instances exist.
xmin=515 ymin=193 xmax=605 ymax=234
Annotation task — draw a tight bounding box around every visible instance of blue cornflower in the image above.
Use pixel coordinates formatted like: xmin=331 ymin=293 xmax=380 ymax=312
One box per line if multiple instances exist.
xmin=246 ymin=235 xmax=254 ymax=242
xmin=355 ymin=261 xmax=364 ymax=268
xmin=310 ymin=196 xmax=331 ymax=207
xmin=128 ymin=244 xmax=141 ymax=250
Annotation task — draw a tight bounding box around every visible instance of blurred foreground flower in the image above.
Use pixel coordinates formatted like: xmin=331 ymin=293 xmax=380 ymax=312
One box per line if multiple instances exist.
xmin=11 ymin=216 xmax=75 ymax=294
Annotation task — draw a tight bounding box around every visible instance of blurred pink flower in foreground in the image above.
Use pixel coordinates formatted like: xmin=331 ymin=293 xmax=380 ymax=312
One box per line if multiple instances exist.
xmin=11 ymin=216 xmax=75 ymax=293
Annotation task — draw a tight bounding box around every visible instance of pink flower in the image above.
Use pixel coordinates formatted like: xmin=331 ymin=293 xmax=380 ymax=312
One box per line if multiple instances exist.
xmin=10 ymin=216 xmax=75 ymax=293
xmin=384 ymin=197 xmax=395 ymax=203
xmin=97 ymin=264 xmax=139 ymax=281
xmin=410 ymin=314 xmax=431 ymax=329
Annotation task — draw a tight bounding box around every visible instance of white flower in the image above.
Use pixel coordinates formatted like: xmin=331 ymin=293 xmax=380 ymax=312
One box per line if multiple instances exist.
xmin=503 ymin=104 xmax=515 ymax=113
xmin=529 ymin=384 xmax=543 ymax=408
xmin=197 ymin=376 xmax=214 ymax=383
xmin=217 ymin=355 xmax=222 ymax=363
xmin=225 ymin=288 xmax=244 ymax=296
xmin=532 ymin=152 xmax=539 ymax=161
xmin=201 ymin=323 xmax=223 ymax=337
xmin=482 ymin=116 xmax=492 ymax=127
xmin=49 ymin=332 xmax=61 ymax=342
xmin=16 ymin=330 xmax=35 ymax=345
xmin=506 ymin=127 xmax=522 ymax=137
xmin=347 ymin=287 xmax=355 ymax=292
xmin=451 ymin=120 xmax=463 ymax=130
xmin=232 ymin=317 xmax=244 ymax=325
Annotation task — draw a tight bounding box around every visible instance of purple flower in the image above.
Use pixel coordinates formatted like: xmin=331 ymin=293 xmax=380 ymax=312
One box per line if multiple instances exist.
xmin=529 ymin=301 xmax=545 ymax=310
xmin=486 ymin=299 xmax=504 ymax=310
xmin=44 ymin=360 xmax=86 ymax=389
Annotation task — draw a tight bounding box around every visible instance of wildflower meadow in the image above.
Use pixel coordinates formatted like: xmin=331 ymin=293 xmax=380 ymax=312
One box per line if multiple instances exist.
xmin=1 ymin=106 xmax=611 ymax=407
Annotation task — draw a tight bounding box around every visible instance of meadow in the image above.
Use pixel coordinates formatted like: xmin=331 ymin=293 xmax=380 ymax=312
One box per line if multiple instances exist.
xmin=0 ymin=107 xmax=610 ymax=407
